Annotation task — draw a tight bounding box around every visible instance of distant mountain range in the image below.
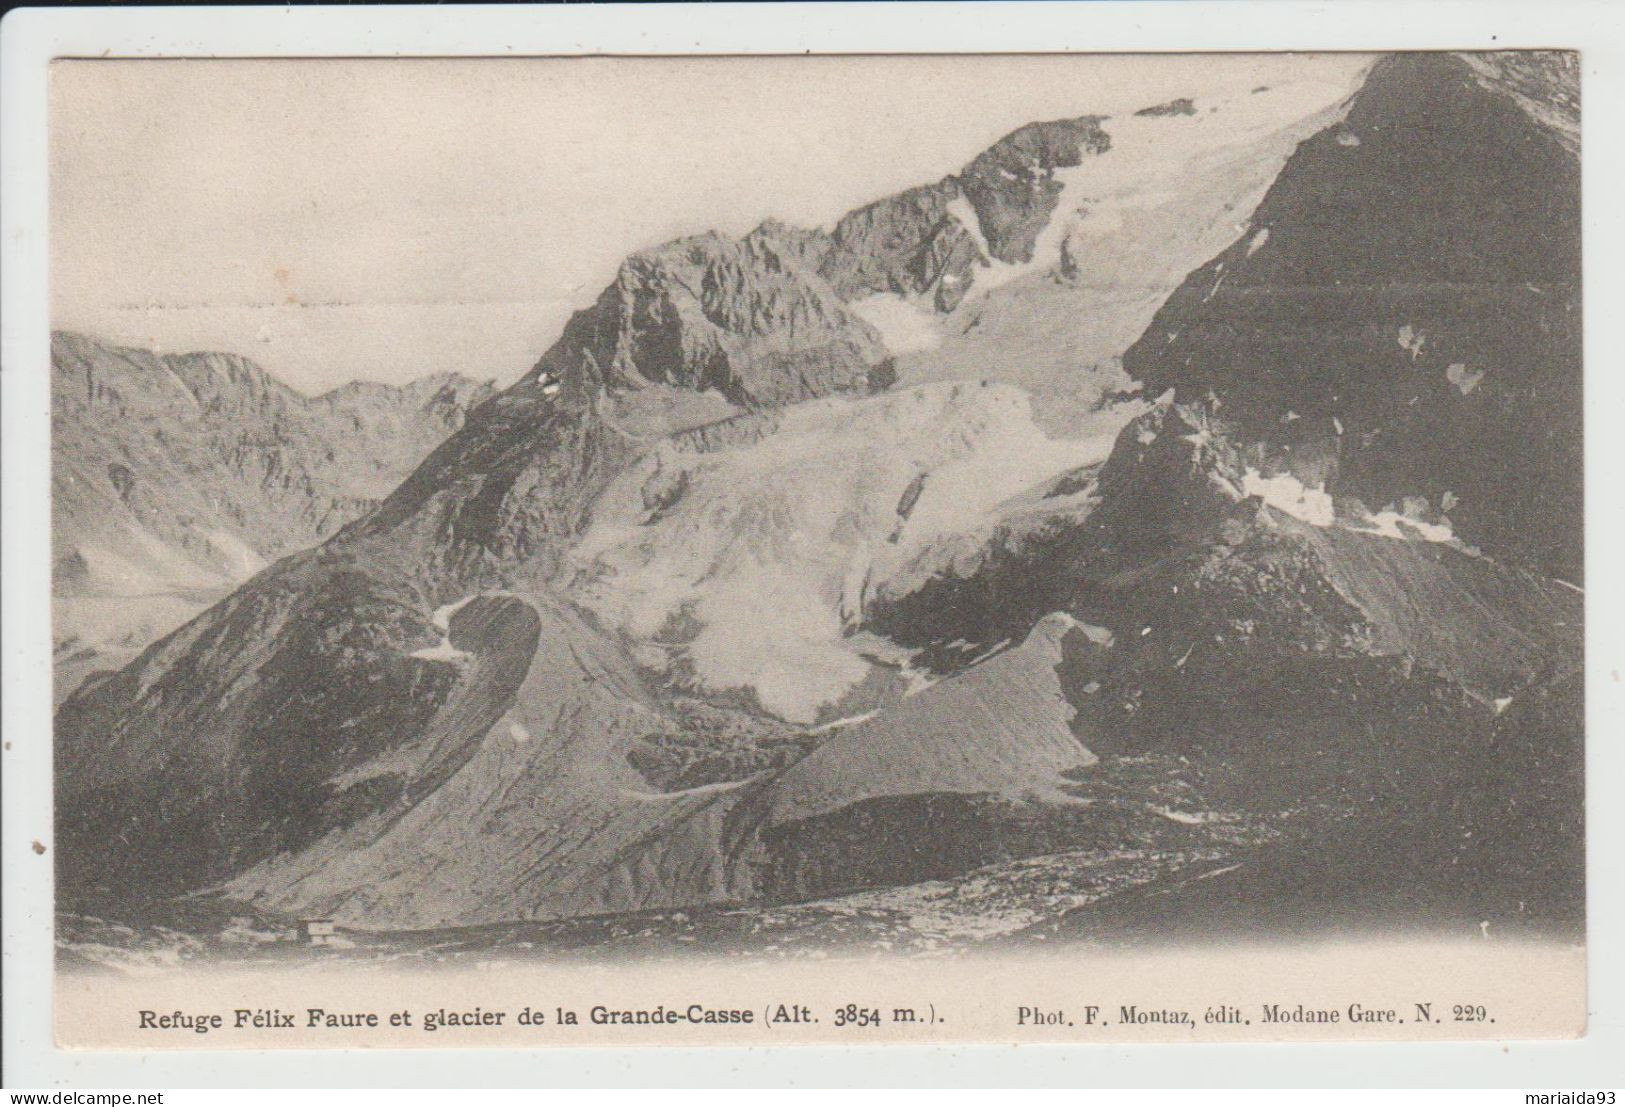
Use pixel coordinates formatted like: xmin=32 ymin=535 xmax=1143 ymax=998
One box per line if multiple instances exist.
xmin=54 ymin=52 xmax=1584 ymax=955
xmin=52 ymin=330 xmax=494 ymax=701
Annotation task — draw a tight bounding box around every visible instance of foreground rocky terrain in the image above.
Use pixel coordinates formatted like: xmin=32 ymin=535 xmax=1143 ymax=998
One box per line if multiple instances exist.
xmin=55 ymin=52 xmax=1583 ymax=965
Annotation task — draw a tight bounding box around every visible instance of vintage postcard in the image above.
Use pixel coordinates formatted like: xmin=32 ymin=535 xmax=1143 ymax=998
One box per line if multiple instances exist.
xmin=38 ymin=46 xmax=1586 ymax=1051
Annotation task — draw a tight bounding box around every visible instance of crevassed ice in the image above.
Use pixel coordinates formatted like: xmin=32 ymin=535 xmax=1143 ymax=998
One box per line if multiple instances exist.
xmin=572 ymin=382 xmax=1113 ymax=723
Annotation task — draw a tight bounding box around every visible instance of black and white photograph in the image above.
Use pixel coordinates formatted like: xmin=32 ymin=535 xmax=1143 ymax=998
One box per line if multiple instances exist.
xmin=5 ymin=10 xmax=1611 ymax=1072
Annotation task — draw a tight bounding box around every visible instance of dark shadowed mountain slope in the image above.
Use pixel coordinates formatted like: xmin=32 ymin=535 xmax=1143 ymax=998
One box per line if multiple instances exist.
xmin=861 ymin=395 xmax=1581 ymax=926
xmin=1120 ymin=52 xmax=1582 ymax=581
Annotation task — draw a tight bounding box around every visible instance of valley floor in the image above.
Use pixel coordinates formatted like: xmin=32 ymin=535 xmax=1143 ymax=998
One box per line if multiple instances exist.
xmin=56 ymin=748 xmax=1581 ymax=976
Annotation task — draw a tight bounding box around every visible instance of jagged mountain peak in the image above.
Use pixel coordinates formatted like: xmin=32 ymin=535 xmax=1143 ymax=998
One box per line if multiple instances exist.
xmin=812 ymin=111 xmax=1117 ymax=313
xmin=517 ymin=107 xmax=1122 ymax=415
xmin=315 ymin=371 xmax=496 ymax=409
xmin=955 ymin=112 xmax=1112 ymax=265
xmin=524 ymin=221 xmax=891 ymax=409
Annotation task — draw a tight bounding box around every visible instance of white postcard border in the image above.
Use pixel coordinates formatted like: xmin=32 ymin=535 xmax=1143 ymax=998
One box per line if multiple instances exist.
xmin=4 ymin=0 xmax=1624 ymax=1089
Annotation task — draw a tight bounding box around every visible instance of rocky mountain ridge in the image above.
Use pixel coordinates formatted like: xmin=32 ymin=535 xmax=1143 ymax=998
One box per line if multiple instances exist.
xmin=53 ymin=52 xmax=1584 ymax=948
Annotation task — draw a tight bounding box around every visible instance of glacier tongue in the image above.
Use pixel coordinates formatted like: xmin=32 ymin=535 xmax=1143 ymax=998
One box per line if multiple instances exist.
xmin=569 ymin=381 xmax=1122 ymax=723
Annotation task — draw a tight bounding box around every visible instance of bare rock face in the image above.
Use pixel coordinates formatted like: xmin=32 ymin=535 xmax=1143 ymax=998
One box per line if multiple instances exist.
xmin=811 ymin=114 xmax=1113 ymax=310
xmin=818 ymin=180 xmax=983 ymax=311
xmin=957 ymin=115 xmax=1111 ymax=264
xmin=349 ymin=380 xmax=631 ymax=587
xmin=1135 ymin=97 xmax=1198 ymax=117
xmin=1120 ymin=52 xmax=1582 ymax=581
xmin=53 ymin=332 xmax=494 ymax=579
xmin=528 ymin=227 xmax=891 ymax=409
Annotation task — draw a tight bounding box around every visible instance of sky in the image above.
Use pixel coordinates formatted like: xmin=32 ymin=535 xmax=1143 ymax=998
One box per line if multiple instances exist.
xmin=51 ymin=53 xmax=1363 ymax=394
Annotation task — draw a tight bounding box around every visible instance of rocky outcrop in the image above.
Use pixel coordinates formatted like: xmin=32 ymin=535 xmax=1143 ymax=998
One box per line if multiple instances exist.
xmin=957 ymin=115 xmax=1112 ymax=264
xmin=817 ymin=180 xmax=982 ymax=311
xmin=528 ymin=227 xmax=891 ymax=409
xmin=1135 ymin=97 xmax=1198 ymax=118
xmin=810 ymin=114 xmax=1113 ymax=310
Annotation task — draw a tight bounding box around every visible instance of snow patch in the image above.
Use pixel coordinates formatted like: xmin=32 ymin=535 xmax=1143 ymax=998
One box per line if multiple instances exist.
xmin=944 ymin=195 xmax=994 ymax=263
xmin=849 ymin=293 xmax=942 ymax=354
xmin=1241 ymin=468 xmax=1335 ymax=527
xmin=1241 ymin=468 xmax=1456 ymax=544
xmin=412 ymin=595 xmax=485 ymax=664
xmin=411 ymin=640 xmax=470 ymax=665
xmin=1245 ymin=227 xmax=1271 ymax=256
xmin=1446 ymin=362 xmax=1486 ymax=395
xmin=1350 ymin=510 xmax=1455 ymax=544
xmin=901 ymin=667 xmax=939 ymax=698
xmin=430 ymin=595 xmax=481 ymax=634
